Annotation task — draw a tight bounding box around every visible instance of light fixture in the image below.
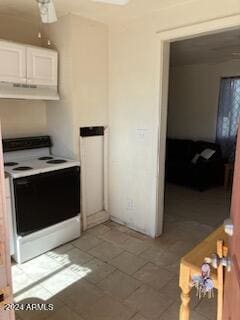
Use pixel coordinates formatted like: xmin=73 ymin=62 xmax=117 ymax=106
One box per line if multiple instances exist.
xmin=36 ymin=0 xmax=57 ymax=24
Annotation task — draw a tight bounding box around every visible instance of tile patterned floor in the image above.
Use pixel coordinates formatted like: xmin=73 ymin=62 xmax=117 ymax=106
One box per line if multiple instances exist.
xmin=13 ymin=184 xmax=230 ymax=320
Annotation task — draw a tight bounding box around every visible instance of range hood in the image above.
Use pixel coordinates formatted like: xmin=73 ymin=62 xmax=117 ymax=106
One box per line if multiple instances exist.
xmin=0 ymin=82 xmax=60 ymax=101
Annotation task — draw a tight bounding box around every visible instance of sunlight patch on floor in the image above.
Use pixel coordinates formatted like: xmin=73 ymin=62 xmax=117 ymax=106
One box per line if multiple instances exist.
xmin=12 ymin=250 xmax=92 ymax=300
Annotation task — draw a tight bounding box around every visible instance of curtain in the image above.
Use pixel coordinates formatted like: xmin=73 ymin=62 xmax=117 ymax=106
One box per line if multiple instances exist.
xmin=216 ymin=77 xmax=240 ymax=161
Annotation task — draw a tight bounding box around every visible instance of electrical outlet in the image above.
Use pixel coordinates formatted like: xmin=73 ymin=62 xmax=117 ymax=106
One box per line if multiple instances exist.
xmin=136 ymin=128 xmax=148 ymax=140
xmin=126 ymin=198 xmax=135 ymax=211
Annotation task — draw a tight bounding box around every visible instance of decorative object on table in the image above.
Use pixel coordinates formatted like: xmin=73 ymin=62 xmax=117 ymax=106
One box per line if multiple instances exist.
xmin=179 ymin=228 xmax=228 ymax=320
xmin=191 ymin=263 xmax=215 ymax=299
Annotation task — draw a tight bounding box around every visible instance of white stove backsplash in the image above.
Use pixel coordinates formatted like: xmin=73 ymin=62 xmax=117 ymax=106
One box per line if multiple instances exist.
xmin=3 ymin=148 xmax=50 ymax=162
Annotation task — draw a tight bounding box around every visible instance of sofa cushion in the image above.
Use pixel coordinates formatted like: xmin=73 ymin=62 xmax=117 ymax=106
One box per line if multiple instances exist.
xmin=165 ymin=138 xmax=224 ymax=190
xmin=166 ymin=138 xmax=196 ymax=162
xmin=200 ymin=148 xmax=216 ymax=160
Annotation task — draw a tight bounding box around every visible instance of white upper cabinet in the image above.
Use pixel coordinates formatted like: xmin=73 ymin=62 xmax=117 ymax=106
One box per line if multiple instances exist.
xmin=0 ymin=40 xmax=58 ymax=87
xmin=0 ymin=40 xmax=26 ymax=83
xmin=27 ymin=47 xmax=58 ymax=86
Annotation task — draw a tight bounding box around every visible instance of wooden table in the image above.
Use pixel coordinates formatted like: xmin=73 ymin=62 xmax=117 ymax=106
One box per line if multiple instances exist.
xmin=179 ymin=226 xmax=227 ymax=320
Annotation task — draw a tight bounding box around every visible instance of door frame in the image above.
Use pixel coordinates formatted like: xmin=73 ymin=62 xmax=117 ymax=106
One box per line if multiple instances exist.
xmin=155 ymin=14 xmax=240 ymax=236
xmin=0 ymin=122 xmax=14 ymax=319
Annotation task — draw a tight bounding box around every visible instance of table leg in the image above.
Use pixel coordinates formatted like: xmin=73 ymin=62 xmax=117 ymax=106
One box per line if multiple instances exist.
xmin=217 ymin=240 xmax=224 ymax=320
xmin=179 ymin=263 xmax=191 ymax=320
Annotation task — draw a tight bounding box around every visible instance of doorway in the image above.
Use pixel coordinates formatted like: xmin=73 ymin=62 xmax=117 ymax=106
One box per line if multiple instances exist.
xmin=156 ymin=14 xmax=240 ymax=236
xmin=156 ymin=17 xmax=240 ymax=319
xmin=164 ymin=29 xmax=240 ymax=229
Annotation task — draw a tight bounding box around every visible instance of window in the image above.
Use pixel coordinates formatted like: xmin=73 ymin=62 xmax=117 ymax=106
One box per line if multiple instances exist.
xmin=216 ymin=77 xmax=240 ymax=161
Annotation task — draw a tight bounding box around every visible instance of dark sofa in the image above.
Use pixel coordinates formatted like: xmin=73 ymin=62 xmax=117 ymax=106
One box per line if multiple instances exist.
xmin=165 ymin=138 xmax=224 ymax=191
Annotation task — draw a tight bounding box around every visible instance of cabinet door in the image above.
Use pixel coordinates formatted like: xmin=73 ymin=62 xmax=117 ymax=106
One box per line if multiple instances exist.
xmin=27 ymin=47 xmax=58 ymax=86
xmin=0 ymin=40 xmax=26 ymax=84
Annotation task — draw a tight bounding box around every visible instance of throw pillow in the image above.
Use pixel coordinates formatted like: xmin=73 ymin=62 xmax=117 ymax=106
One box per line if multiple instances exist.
xmin=200 ymin=148 xmax=216 ymax=160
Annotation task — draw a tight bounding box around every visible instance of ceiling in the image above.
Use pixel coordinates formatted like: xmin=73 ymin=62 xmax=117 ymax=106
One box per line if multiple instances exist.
xmin=171 ymin=29 xmax=240 ymax=66
xmin=0 ymin=0 xmax=190 ymax=25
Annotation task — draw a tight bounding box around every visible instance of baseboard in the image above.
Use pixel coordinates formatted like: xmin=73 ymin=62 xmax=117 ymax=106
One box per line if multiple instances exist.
xmin=110 ymin=216 xmax=153 ymax=238
xmin=87 ymin=210 xmax=110 ymax=229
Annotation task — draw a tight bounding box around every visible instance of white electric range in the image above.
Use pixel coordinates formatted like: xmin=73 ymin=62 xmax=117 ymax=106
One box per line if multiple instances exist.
xmin=3 ymin=136 xmax=81 ymax=263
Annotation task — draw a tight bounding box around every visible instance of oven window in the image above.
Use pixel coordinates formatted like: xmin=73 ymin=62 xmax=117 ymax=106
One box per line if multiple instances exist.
xmin=13 ymin=166 xmax=80 ymax=236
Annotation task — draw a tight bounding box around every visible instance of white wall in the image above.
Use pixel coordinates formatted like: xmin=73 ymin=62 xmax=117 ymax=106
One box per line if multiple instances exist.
xmin=109 ymin=23 xmax=159 ymax=236
xmin=109 ymin=0 xmax=240 ymax=236
xmin=0 ymin=14 xmax=41 ymax=46
xmin=167 ymin=60 xmax=240 ymax=141
xmin=71 ymin=15 xmax=109 ymax=158
xmin=44 ymin=15 xmax=75 ymax=158
xmin=0 ymin=100 xmax=47 ymax=138
xmin=46 ymin=14 xmax=109 ymax=159
xmin=0 ymin=15 xmax=47 ymax=138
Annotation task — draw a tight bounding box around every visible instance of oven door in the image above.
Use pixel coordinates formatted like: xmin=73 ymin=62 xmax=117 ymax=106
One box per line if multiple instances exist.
xmin=13 ymin=166 xmax=80 ymax=236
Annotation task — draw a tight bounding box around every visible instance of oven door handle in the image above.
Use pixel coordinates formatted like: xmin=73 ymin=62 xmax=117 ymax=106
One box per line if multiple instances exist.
xmin=15 ymin=179 xmax=30 ymax=187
